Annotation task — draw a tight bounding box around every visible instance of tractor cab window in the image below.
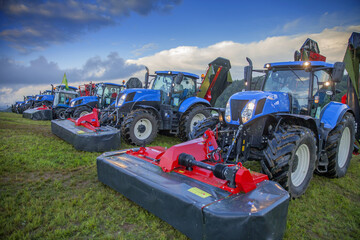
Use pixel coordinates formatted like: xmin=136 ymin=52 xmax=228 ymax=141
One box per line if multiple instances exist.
xmin=53 ymin=92 xmax=76 ymax=107
xmin=263 ymin=69 xmax=310 ymax=114
xmin=152 ymin=74 xmax=173 ymax=104
xmin=172 ymin=76 xmax=196 ymax=107
xmin=311 ymin=70 xmax=332 ymax=118
xmin=103 ymin=85 xmax=121 ymax=107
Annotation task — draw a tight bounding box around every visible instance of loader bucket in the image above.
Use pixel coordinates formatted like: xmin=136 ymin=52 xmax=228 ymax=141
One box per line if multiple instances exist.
xmin=51 ymin=119 xmax=121 ymax=152
xmin=23 ymin=108 xmax=53 ymax=120
xmin=97 ymin=149 xmax=290 ymax=239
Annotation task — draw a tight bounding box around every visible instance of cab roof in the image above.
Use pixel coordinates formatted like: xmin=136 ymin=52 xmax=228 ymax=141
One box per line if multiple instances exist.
xmin=265 ymin=61 xmax=334 ymax=68
xmin=155 ymin=71 xmax=199 ymax=79
xmin=98 ymin=82 xmax=124 ymax=87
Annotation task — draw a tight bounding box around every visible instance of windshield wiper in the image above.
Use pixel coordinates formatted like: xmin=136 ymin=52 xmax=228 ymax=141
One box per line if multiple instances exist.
xmin=287 ymin=66 xmax=304 ymax=84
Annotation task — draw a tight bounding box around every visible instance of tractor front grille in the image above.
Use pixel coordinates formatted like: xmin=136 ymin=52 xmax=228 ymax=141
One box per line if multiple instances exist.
xmin=230 ymin=99 xmax=248 ymax=121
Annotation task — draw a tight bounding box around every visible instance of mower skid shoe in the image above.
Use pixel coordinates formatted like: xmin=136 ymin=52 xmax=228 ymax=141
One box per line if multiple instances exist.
xmin=97 ymin=151 xmax=290 ymax=240
xmin=23 ymin=108 xmax=53 ymax=120
xmin=51 ymin=119 xmax=121 ymax=152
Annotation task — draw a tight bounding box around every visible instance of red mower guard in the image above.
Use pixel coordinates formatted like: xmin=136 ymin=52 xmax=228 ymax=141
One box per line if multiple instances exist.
xmin=51 ymin=108 xmax=121 ymax=152
xmin=97 ymin=130 xmax=290 ymax=239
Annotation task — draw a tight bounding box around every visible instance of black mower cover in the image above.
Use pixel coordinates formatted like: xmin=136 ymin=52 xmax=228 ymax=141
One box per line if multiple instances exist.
xmin=23 ymin=108 xmax=53 ymax=120
xmin=51 ymin=119 xmax=121 ymax=152
xmin=97 ymin=150 xmax=289 ymax=240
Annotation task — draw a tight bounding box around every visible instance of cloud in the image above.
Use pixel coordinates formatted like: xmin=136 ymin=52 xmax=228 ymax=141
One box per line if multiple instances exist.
xmin=282 ymin=19 xmax=301 ymax=32
xmin=0 ymin=53 xmax=143 ymax=86
xmin=132 ymin=43 xmax=158 ymax=56
xmin=0 ymin=0 xmax=182 ymax=53
xmin=127 ymin=25 xmax=360 ymax=79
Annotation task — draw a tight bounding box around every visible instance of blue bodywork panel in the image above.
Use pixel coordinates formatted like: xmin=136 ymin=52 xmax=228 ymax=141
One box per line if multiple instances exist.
xmin=36 ymin=95 xmax=54 ymax=102
xmin=320 ymin=102 xmax=350 ymax=129
xmin=226 ymin=91 xmax=290 ymax=125
xmin=155 ymin=71 xmax=199 ymax=79
xmin=178 ymin=97 xmax=211 ymax=113
xmin=116 ymin=89 xmax=161 ymax=108
xmin=265 ymin=61 xmax=333 ymax=68
xmin=69 ymin=96 xmax=98 ymax=108
xmin=102 ymin=82 xmax=124 ymax=87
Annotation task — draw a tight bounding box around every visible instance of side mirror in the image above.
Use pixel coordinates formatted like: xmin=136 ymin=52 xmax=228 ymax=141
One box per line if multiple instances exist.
xmin=175 ymin=73 xmax=184 ymax=84
xmin=244 ymin=66 xmax=252 ymax=91
xmin=332 ymin=62 xmax=345 ymax=83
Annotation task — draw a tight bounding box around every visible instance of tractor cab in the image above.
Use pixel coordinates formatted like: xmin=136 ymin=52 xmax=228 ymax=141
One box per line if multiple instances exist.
xmin=95 ymin=83 xmax=124 ymax=108
xmin=55 ymin=85 xmax=78 ymax=92
xmin=151 ymin=71 xmax=199 ymax=109
xmin=258 ymin=61 xmax=341 ymax=118
xmin=53 ymin=90 xmax=79 ymax=108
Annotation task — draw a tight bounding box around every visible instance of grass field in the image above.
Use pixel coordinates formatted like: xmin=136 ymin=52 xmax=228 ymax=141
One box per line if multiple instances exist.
xmin=1 ymin=112 xmax=359 ymax=239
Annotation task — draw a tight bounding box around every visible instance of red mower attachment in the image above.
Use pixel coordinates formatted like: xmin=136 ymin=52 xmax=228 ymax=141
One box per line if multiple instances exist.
xmin=69 ymin=108 xmax=100 ymax=131
xmin=51 ymin=108 xmax=121 ymax=152
xmin=23 ymin=105 xmax=53 ymax=120
xmin=97 ymin=129 xmax=290 ymax=239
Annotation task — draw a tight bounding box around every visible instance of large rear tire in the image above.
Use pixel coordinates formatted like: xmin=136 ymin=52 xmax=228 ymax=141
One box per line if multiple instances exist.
xmin=324 ymin=112 xmax=355 ymax=178
xmin=189 ymin=116 xmax=219 ymax=139
xmin=261 ymin=125 xmax=316 ymax=198
xmin=178 ymin=105 xmax=210 ymax=141
xmin=121 ymin=109 xmax=159 ymax=146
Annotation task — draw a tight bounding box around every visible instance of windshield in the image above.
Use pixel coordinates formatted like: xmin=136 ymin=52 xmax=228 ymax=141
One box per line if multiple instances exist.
xmin=95 ymin=85 xmax=104 ymax=97
xmin=263 ymin=69 xmax=310 ymax=114
xmin=53 ymin=92 xmax=77 ymax=107
xmin=151 ymin=74 xmax=173 ymax=93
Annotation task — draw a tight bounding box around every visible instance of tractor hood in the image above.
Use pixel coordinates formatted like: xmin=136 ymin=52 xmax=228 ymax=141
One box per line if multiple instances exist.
xmin=34 ymin=95 xmax=54 ymax=102
xmin=69 ymin=96 xmax=98 ymax=108
xmin=225 ymin=91 xmax=290 ymax=125
xmin=116 ymin=89 xmax=160 ymax=108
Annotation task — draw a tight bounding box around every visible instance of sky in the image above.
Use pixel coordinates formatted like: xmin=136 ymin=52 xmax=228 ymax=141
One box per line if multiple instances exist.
xmin=0 ymin=0 xmax=360 ymax=107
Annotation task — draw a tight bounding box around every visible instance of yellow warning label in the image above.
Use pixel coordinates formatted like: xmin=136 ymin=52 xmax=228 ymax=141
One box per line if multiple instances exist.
xmin=188 ymin=187 xmax=211 ymax=198
xmin=77 ymin=130 xmax=85 ymax=134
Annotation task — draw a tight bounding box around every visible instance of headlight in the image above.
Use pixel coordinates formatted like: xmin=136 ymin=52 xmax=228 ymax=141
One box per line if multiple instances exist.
xmin=241 ymin=99 xmax=256 ymax=124
xmin=225 ymin=100 xmax=231 ymax=122
xmin=36 ymin=96 xmax=39 ymax=100
xmin=70 ymin=101 xmax=75 ymax=107
xmin=117 ymin=94 xmax=126 ymax=107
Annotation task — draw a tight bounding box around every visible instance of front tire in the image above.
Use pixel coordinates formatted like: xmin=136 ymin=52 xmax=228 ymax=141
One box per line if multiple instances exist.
xmin=54 ymin=108 xmax=66 ymax=120
xmin=121 ymin=109 xmax=159 ymax=146
xmin=189 ymin=116 xmax=219 ymax=139
xmin=178 ymin=105 xmax=210 ymax=141
xmin=73 ymin=106 xmax=92 ymax=118
xmin=261 ymin=125 xmax=316 ymax=198
xmin=324 ymin=112 xmax=355 ymax=178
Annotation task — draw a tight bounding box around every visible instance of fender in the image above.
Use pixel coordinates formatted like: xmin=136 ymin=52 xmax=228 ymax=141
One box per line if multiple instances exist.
xmin=132 ymin=104 xmax=161 ymax=120
xmin=320 ymin=102 xmax=352 ymax=130
xmin=178 ymin=97 xmax=211 ymax=113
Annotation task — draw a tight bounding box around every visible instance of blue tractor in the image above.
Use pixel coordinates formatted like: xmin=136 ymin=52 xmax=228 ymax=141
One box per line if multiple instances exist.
xmin=115 ymin=70 xmax=215 ymax=145
xmin=52 ymin=89 xmax=79 ymax=119
xmin=33 ymin=85 xmax=77 ymax=108
xmin=191 ymin=57 xmax=356 ymax=198
xmin=66 ymin=82 xmax=125 ymax=118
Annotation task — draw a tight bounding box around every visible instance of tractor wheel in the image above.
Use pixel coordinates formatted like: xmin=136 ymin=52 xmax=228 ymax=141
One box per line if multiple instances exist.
xmin=73 ymin=106 xmax=92 ymax=118
xmin=55 ymin=108 xmax=66 ymax=120
xmin=189 ymin=116 xmax=219 ymax=139
xmin=324 ymin=112 xmax=355 ymax=178
xmin=121 ymin=109 xmax=159 ymax=146
xmin=178 ymin=105 xmax=211 ymax=141
xmin=261 ymin=125 xmax=316 ymax=198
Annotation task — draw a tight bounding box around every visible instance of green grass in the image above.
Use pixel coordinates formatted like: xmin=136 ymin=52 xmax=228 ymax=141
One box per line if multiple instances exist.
xmin=1 ymin=112 xmax=359 ymax=239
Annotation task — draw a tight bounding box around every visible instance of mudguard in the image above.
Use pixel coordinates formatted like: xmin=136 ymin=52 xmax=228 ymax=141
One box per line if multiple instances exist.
xmin=178 ymin=97 xmax=211 ymax=113
xmin=320 ymin=102 xmax=351 ymax=129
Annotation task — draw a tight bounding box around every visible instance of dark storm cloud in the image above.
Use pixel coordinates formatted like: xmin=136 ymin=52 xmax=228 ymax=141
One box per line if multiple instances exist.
xmin=0 ymin=0 xmax=182 ymax=53
xmin=0 ymin=53 xmax=144 ymax=85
